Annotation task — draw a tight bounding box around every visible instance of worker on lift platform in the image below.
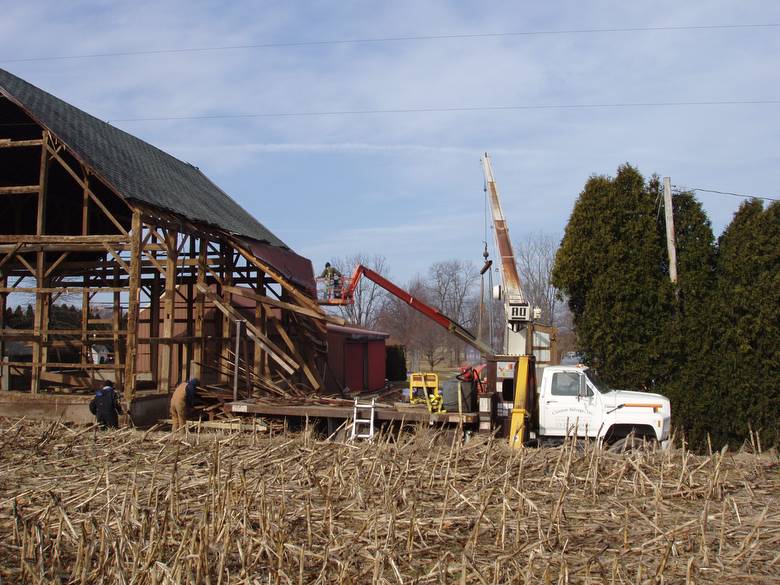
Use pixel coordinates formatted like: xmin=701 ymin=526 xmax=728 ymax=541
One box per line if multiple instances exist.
xmin=319 ymin=262 xmax=343 ymax=300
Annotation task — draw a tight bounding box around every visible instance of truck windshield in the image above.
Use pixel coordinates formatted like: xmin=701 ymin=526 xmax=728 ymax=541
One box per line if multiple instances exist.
xmin=585 ymin=370 xmax=611 ymax=394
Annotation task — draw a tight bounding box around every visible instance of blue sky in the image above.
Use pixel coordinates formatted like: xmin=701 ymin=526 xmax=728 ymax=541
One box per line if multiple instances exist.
xmin=1 ymin=1 xmax=778 ymax=282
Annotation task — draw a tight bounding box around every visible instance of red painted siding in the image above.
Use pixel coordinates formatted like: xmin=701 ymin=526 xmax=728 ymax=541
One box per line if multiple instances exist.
xmin=367 ymin=340 xmax=386 ymax=391
xmin=344 ymin=343 xmax=365 ymax=392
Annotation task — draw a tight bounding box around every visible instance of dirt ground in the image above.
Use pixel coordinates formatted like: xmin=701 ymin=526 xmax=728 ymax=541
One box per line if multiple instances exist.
xmin=0 ymin=418 xmax=778 ymax=584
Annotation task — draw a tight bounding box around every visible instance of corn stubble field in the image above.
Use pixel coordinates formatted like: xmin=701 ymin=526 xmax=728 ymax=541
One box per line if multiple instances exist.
xmin=0 ymin=419 xmax=777 ymax=584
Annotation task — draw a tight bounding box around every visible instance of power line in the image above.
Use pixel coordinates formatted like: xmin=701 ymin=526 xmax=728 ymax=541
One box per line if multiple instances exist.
xmin=0 ymin=97 xmax=775 ymax=128
xmin=2 ymin=23 xmax=779 ymax=64
xmin=105 ymin=99 xmax=780 ymax=123
xmin=679 ymin=187 xmax=779 ymax=202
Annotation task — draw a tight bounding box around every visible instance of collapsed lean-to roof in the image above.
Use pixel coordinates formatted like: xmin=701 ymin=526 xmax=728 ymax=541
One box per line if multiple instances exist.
xmin=0 ymin=68 xmax=287 ymax=249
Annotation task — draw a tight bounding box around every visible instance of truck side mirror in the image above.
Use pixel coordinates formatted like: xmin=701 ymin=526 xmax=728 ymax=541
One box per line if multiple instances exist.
xmin=578 ymin=375 xmax=586 ymax=399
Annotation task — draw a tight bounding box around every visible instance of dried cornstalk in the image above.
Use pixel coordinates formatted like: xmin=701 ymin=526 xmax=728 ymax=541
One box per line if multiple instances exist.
xmin=0 ymin=418 xmax=777 ymax=584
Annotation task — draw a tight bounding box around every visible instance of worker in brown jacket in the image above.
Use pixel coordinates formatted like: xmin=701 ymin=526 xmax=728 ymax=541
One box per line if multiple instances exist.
xmin=170 ymin=378 xmax=199 ymax=431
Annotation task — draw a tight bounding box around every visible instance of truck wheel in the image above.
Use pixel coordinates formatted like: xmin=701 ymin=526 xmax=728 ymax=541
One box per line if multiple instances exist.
xmin=608 ymin=435 xmax=657 ymax=454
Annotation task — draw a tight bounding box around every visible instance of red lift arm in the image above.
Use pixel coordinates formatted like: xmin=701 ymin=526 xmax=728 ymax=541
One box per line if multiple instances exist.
xmin=330 ymin=265 xmax=495 ymax=358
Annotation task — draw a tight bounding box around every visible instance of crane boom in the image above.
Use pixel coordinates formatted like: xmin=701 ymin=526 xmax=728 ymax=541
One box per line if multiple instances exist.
xmin=343 ymin=265 xmax=495 ymax=358
xmin=481 ymin=153 xmax=531 ymax=341
xmin=482 ymin=153 xmax=525 ymax=301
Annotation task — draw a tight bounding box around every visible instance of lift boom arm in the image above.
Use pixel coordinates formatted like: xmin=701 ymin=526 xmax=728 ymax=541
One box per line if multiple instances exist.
xmin=343 ymin=265 xmax=495 ymax=358
xmin=481 ymin=153 xmax=531 ymax=333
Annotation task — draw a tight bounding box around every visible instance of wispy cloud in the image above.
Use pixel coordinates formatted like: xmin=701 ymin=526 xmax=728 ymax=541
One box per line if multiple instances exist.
xmin=2 ymin=0 xmax=778 ymax=280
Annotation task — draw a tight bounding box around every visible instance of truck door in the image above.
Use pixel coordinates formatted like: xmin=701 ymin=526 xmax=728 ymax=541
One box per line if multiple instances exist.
xmin=540 ymin=371 xmax=600 ymax=437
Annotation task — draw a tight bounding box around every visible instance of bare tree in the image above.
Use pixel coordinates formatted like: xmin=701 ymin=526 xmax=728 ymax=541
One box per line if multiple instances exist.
xmin=426 ymin=260 xmax=478 ymax=364
xmin=514 ymin=232 xmax=563 ymax=326
xmin=332 ymin=254 xmax=388 ymax=329
xmin=376 ymin=275 xmax=448 ymax=370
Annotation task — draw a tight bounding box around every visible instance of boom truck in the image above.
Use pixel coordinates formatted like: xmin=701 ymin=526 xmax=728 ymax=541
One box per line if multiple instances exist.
xmin=318 ymin=155 xmax=671 ymax=449
xmin=481 ymin=152 xmax=671 ymax=449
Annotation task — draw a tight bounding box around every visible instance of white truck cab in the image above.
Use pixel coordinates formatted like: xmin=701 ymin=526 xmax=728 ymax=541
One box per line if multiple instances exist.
xmin=536 ymin=365 xmax=671 ymax=445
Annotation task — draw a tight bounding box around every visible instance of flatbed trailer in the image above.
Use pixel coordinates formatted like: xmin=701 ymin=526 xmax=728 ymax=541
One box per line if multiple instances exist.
xmin=227 ymin=399 xmax=479 ymax=426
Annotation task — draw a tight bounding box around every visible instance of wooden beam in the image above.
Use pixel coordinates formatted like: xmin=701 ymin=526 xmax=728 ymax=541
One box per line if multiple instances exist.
xmin=219 ymin=242 xmax=233 ymax=384
xmin=192 ymin=237 xmax=206 ymax=380
xmin=0 ymin=329 xmax=126 ymax=339
xmin=103 ymin=245 xmax=131 ymax=275
xmin=0 ymin=286 xmax=127 ymax=294
xmin=224 ymin=284 xmax=326 ymax=322
xmin=270 ymin=317 xmax=321 ymax=391
xmin=86 ymin=189 xmax=129 ymax=236
xmin=123 ymin=210 xmax=141 ymax=404
xmin=0 ymin=185 xmax=39 ymax=195
xmin=81 ymin=174 xmax=89 ymax=236
xmin=149 ymin=244 xmax=161 ymax=385
xmin=0 ymin=235 xmax=128 ymax=243
xmin=141 ymin=249 xmax=166 ymax=275
xmin=31 ymin=131 xmax=49 ymax=394
xmin=184 ymin=236 xmax=195 ymax=381
xmin=253 ymin=270 xmax=268 ymax=378
xmin=112 ymin=265 xmax=122 ymax=381
xmin=0 ymin=273 xmax=6 ymax=391
xmin=195 ymin=282 xmax=297 ymax=375
xmin=1 ymin=361 xmax=120 ymax=370
xmin=0 ymin=242 xmax=22 ymax=271
xmin=39 ymin=370 xmax=102 ymax=390
xmin=0 ymin=139 xmax=43 ymax=148
xmin=44 ymin=252 xmax=69 ymax=278
xmin=46 ymin=144 xmax=131 ymax=235
xmin=80 ymin=276 xmax=89 ymax=368
xmin=14 ymin=253 xmax=35 ymax=277
xmin=230 ymin=237 xmax=324 ymax=314
xmin=158 ymin=229 xmax=177 ymax=393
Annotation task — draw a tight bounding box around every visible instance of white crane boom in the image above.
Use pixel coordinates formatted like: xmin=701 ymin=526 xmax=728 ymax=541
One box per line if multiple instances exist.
xmin=481 ymin=152 xmax=531 ymax=355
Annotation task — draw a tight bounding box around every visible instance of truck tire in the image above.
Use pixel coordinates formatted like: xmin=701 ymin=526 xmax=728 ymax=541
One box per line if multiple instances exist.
xmin=608 ymin=435 xmax=657 ymax=454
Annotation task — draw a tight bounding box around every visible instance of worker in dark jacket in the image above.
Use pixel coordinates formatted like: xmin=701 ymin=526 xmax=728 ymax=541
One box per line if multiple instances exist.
xmin=319 ymin=262 xmax=342 ymax=299
xmin=170 ymin=378 xmax=199 ymax=431
xmin=89 ymin=380 xmax=122 ymax=429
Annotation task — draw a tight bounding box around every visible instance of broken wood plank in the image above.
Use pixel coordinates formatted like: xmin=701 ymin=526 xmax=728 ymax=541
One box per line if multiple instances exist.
xmin=195 ymin=282 xmax=298 ymax=375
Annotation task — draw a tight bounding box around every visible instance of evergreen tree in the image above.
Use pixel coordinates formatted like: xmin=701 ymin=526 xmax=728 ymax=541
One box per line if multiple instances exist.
xmin=551 ymin=164 xmax=732 ymax=449
xmin=713 ymin=200 xmax=780 ymax=447
xmin=552 ymin=164 xmax=674 ymax=389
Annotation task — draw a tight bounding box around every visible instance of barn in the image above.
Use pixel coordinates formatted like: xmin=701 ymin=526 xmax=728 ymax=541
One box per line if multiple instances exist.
xmin=0 ymin=68 xmax=328 ymax=423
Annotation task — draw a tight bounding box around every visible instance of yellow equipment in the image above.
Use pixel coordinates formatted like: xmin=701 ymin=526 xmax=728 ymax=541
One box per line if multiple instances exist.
xmin=409 ymin=372 xmax=445 ymax=413
xmin=508 ymin=355 xmax=536 ymax=448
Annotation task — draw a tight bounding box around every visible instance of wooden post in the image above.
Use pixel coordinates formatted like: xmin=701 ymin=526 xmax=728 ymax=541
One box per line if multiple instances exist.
xmin=149 ymin=236 xmax=161 ymax=384
xmin=40 ymin=291 xmax=50 ymax=373
xmin=159 ymin=229 xmax=178 ymax=393
xmin=254 ymin=268 xmax=268 ymax=377
xmin=81 ymin=279 xmax=90 ymax=368
xmin=192 ymin=237 xmax=206 ymax=380
xmin=233 ymin=320 xmax=242 ymax=400
xmin=112 ymin=264 xmax=121 ymax=384
xmin=123 ymin=210 xmax=141 ymax=405
xmin=219 ymin=241 xmax=233 ymax=384
xmin=81 ymin=175 xmax=90 ymax=235
xmin=184 ymin=236 xmax=195 ymax=381
xmin=31 ymin=131 xmax=49 ymax=394
xmin=0 ymin=273 xmax=6 ymax=391
xmin=663 ymin=177 xmax=678 ymax=286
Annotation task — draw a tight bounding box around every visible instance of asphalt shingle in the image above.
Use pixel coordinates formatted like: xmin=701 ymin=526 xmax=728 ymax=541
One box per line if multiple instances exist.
xmin=0 ymin=68 xmax=288 ymax=249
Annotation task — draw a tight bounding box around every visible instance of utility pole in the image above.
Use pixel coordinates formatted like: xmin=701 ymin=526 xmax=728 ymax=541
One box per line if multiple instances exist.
xmin=662 ymin=177 xmax=678 ymax=285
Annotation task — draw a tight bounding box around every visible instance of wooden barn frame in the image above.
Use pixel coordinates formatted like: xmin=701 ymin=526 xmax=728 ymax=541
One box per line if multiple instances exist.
xmin=0 ymin=69 xmax=326 ymax=420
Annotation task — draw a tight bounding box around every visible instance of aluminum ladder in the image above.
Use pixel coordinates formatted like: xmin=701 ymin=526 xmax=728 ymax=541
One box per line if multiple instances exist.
xmin=350 ymin=398 xmax=376 ymax=440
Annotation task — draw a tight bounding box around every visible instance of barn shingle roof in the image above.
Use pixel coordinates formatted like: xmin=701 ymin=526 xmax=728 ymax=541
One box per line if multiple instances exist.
xmin=0 ymin=68 xmax=288 ymax=248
